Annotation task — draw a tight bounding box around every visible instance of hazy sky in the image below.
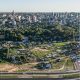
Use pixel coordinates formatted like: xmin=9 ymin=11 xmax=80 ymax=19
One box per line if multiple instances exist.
xmin=0 ymin=0 xmax=80 ymax=12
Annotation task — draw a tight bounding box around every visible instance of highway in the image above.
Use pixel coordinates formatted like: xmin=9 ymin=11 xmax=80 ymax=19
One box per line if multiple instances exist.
xmin=0 ymin=70 xmax=80 ymax=75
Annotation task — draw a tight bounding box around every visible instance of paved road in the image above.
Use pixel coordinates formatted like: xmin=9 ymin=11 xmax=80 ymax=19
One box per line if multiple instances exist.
xmin=0 ymin=78 xmax=80 ymax=80
xmin=0 ymin=70 xmax=80 ymax=75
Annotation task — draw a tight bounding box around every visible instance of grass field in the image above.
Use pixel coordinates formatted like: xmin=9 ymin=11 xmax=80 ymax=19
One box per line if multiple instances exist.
xmin=53 ymin=42 xmax=67 ymax=47
xmin=31 ymin=47 xmax=51 ymax=58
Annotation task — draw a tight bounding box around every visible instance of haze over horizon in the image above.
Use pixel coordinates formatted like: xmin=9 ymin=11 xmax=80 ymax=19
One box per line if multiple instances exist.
xmin=0 ymin=0 xmax=80 ymax=12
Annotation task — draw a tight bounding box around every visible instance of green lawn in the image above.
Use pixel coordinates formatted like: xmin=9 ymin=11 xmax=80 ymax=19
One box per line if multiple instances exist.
xmin=53 ymin=42 xmax=67 ymax=47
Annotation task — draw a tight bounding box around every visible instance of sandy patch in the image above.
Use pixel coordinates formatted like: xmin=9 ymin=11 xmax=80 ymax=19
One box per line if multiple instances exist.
xmin=0 ymin=63 xmax=18 ymax=72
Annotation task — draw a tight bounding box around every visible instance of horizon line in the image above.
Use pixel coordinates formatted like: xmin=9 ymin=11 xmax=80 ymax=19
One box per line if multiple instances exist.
xmin=0 ymin=11 xmax=80 ymax=13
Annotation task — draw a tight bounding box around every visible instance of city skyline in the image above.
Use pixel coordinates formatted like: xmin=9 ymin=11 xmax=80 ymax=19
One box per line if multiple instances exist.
xmin=0 ymin=0 xmax=80 ymax=12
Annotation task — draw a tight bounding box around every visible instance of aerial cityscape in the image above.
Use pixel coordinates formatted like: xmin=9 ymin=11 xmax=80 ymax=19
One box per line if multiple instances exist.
xmin=0 ymin=0 xmax=80 ymax=79
xmin=0 ymin=11 xmax=80 ymax=79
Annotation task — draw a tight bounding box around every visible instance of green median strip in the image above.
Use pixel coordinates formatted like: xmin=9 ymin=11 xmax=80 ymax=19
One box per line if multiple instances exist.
xmin=62 ymin=74 xmax=80 ymax=79
xmin=0 ymin=75 xmax=18 ymax=78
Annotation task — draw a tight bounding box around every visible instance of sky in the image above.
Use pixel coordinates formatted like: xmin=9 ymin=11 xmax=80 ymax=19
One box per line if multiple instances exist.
xmin=0 ymin=0 xmax=80 ymax=12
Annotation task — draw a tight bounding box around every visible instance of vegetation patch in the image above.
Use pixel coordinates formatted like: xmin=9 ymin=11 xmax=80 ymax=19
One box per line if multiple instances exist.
xmin=62 ymin=74 xmax=80 ymax=79
xmin=31 ymin=47 xmax=51 ymax=59
xmin=65 ymin=58 xmax=75 ymax=70
xmin=0 ymin=75 xmax=18 ymax=78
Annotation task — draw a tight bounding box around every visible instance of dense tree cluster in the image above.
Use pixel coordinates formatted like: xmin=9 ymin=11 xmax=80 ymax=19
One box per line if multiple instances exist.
xmin=0 ymin=24 xmax=77 ymax=43
xmin=0 ymin=24 xmax=78 ymax=64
